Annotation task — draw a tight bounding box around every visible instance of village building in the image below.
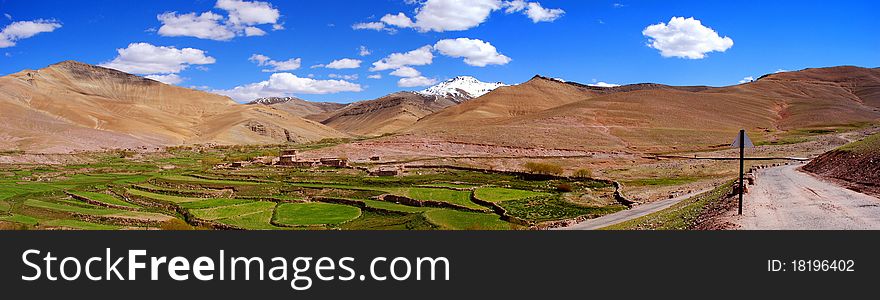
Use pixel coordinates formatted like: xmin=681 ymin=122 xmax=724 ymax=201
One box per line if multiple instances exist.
xmin=319 ymin=158 xmax=349 ymax=167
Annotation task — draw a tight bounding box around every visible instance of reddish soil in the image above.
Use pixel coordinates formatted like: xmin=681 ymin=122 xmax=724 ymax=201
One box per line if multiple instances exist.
xmin=802 ymin=150 xmax=880 ymax=197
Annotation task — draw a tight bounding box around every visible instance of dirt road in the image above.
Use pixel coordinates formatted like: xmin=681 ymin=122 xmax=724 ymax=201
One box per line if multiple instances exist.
xmin=733 ymin=164 xmax=880 ymax=230
xmin=556 ymin=188 xmax=713 ymax=230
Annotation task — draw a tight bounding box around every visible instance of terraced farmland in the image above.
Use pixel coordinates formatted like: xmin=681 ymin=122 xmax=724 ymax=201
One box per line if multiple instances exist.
xmin=0 ymin=146 xmax=620 ymax=230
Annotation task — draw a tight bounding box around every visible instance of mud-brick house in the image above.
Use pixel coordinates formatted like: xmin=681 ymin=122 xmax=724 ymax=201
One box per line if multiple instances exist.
xmin=371 ymin=167 xmax=400 ymax=177
xmin=319 ymin=158 xmax=349 ymax=167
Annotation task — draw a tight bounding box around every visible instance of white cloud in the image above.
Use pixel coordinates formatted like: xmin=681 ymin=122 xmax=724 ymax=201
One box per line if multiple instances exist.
xmin=100 ymin=43 xmax=216 ymax=74
xmin=434 ymin=38 xmax=511 ymax=67
xmin=412 ymin=0 xmax=502 ymax=32
xmin=368 ymin=74 xmax=382 ymax=79
xmin=146 ymin=74 xmax=184 ymax=85
xmin=380 ymin=13 xmax=414 ymax=28
xmin=157 ymin=0 xmax=282 ymax=41
xmin=613 ymin=3 xmax=626 ymax=8
xmin=524 ymin=2 xmax=564 ymax=23
xmin=212 ymin=73 xmax=362 ymax=102
xmin=244 ymin=26 xmax=267 ymax=36
xmin=328 ymin=74 xmax=359 ymax=80
xmin=216 ymin=0 xmax=280 ymax=26
xmin=370 ymin=45 xmax=434 ymax=71
xmin=0 ymin=19 xmax=62 ymax=48
xmin=739 ymin=76 xmax=754 ymax=84
xmin=324 ymin=58 xmax=362 ymax=69
xmin=4 ymin=14 xmax=12 ymax=20
xmin=503 ymin=0 xmax=527 ymax=13
xmin=774 ymin=69 xmax=788 ymax=73
xmin=642 ymin=17 xmax=734 ymax=59
xmin=398 ymin=76 xmax=438 ymax=87
xmin=157 ymin=12 xmax=236 ymax=41
xmin=352 ymin=22 xmax=393 ymax=33
xmin=249 ymin=54 xmax=301 ymax=72
xmin=390 ymin=66 xmax=421 ymax=77
xmin=588 ymin=82 xmax=620 ymax=88
xmin=359 ymin=46 xmax=371 ymax=56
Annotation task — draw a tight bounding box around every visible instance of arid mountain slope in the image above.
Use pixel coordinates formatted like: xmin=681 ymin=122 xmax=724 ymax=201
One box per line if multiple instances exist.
xmin=247 ymin=97 xmax=345 ymax=119
xmin=317 ymin=92 xmax=455 ymax=136
xmin=803 ymin=131 xmax=880 ymax=196
xmin=396 ymin=66 xmax=880 ymax=153
xmin=0 ymin=61 xmax=346 ymax=153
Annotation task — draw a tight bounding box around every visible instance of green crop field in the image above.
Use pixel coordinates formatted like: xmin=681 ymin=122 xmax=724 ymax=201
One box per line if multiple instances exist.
xmin=274 ymin=203 xmax=362 ymax=226
xmin=474 ymin=187 xmax=548 ymax=203
xmin=190 ymin=201 xmax=277 ymax=221
xmin=69 ymin=191 xmax=139 ymax=208
xmin=400 ymin=188 xmax=487 ymax=211
xmin=0 ymin=144 xmax=623 ymax=230
xmin=424 ymin=209 xmax=518 ymax=230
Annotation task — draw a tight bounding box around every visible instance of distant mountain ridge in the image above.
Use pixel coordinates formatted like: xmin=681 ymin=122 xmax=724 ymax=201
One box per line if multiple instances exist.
xmin=416 ymin=76 xmax=507 ymax=102
xmin=0 ymin=61 xmax=346 ymax=153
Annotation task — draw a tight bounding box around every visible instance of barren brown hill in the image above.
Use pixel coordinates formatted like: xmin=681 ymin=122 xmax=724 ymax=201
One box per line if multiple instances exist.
xmin=803 ymin=131 xmax=880 ymax=196
xmin=0 ymin=61 xmax=346 ymax=153
xmin=247 ymin=96 xmax=345 ymax=119
xmin=396 ymin=66 xmax=880 ymax=153
xmin=317 ymin=92 xmax=458 ymax=136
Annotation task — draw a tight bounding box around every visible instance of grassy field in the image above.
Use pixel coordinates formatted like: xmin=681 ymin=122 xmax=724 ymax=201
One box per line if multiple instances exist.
xmin=0 ymin=144 xmax=624 ymax=230
xmin=69 ymin=191 xmax=139 ymax=208
xmin=274 ymin=203 xmax=362 ymax=226
xmin=474 ymin=187 xmax=548 ymax=203
xmin=424 ymin=209 xmax=519 ymax=230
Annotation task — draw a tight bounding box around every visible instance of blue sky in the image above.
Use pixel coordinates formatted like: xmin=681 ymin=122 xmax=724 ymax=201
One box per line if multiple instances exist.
xmin=1 ymin=0 xmax=878 ymax=103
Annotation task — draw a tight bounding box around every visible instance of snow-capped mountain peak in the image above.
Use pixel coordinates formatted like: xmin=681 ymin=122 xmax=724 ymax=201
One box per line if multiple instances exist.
xmin=248 ymin=97 xmax=301 ymax=105
xmin=417 ymin=76 xmax=506 ymax=101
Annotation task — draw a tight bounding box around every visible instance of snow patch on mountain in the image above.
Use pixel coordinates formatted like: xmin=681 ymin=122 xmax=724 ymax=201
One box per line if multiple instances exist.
xmin=417 ymin=76 xmax=506 ymax=101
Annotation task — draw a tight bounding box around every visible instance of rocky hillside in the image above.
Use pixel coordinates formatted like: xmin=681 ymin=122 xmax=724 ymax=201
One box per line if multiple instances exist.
xmin=803 ymin=132 xmax=880 ymax=196
xmin=0 ymin=61 xmax=346 ymax=153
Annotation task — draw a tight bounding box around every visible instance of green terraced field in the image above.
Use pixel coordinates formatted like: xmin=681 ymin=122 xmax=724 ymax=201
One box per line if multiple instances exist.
xmin=219 ymin=210 xmax=287 ymax=230
xmin=179 ymin=198 xmax=252 ymax=209
xmin=274 ymin=203 xmax=362 ymax=226
xmin=40 ymin=219 xmax=123 ymax=230
xmin=126 ymin=189 xmax=203 ymax=203
xmin=401 ymin=188 xmax=487 ymax=211
xmin=69 ymin=191 xmax=139 ymax=208
xmin=360 ymin=199 xmax=433 ymax=213
xmin=474 ymin=187 xmax=548 ymax=203
xmin=190 ymin=201 xmax=277 ymax=221
xmin=424 ymin=209 xmax=518 ymax=230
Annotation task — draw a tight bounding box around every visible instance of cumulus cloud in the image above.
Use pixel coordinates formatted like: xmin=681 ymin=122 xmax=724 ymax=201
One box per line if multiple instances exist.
xmin=380 ymin=12 xmax=414 ymax=28
xmin=100 ymin=43 xmax=216 ymax=75
xmin=145 ymin=74 xmax=184 ymax=85
xmin=157 ymin=12 xmax=235 ymax=40
xmin=739 ymin=76 xmax=754 ymax=84
xmin=216 ymin=0 xmax=280 ymax=26
xmin=212 ymin=73 xmax=362 ymax=102
xmin=157 ymin=0 xmax=282 ymax=41
xmin=328 ymin=74 xmax=359 ymax=80
xmin=588 ymin=82 xmax=620 ymax=88
xmin=642 ymin=17 xmax=734 ymax=59
xmin=390 ymin=66 xmax=421 ymax=77
xmin=370 ymin=45 xmax=435 ymax=71
xmin=0 ymin=19 xmax=62 ymax=48
xmin=368 ymin=74 xmax=382 ymax=79
xmin=523 ymin=2 xmax=564 ymax=23
xmin=359 ymin=46 xmax=371 ymax=56
xmin=249 ymin=54 xmax=301 ymax=72
xmin=434 ymin=38 xmax=511 ymax=67
xmin=355 ymin=0 xmax=564 ymax=33
xmin=322 ymin=58 xmax=362 ymax=69
xmin=398 ymin=76 xmax=438 ymax=88
xmin=352 ymin=22 xmax=393 ymax=32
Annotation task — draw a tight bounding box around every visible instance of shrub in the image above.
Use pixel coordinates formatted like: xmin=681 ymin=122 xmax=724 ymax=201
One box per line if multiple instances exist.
xmin=523 ymin=162 xmax=563 ymax=175
xmin=556 ymin=183 xmax=574 ymax=192
xmin=574 ymin=168 xmax=593 ymax=178
xmin=160 ymin=219 xmax=195 ymax=230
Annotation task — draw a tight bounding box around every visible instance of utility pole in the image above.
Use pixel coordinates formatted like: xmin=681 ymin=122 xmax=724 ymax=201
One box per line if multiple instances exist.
xmin=731 ymin=129 xmax=753 ymax=216
xmin=739 ymin=129 xmax=745 ymax=215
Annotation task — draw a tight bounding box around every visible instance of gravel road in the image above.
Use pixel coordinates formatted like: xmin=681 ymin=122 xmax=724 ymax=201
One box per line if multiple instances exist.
xmin=734 ymin=164 xmax=880 ymax=230
xmin=556 ymin=188 xmax=713 ymax=230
